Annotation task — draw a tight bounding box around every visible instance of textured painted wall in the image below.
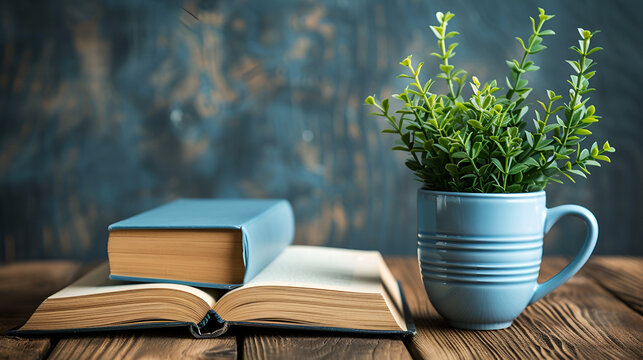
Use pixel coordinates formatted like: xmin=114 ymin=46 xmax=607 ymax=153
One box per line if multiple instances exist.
xmin=1 ymin=0 xmax=641 ymax=261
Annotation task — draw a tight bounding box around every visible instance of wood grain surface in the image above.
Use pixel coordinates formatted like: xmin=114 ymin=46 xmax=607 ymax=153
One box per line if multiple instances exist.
xmin=0 ymin=261 xmax=87 ymax=359
xmin=48 ymin=332 xmax=237 ymax=360
xmin=1 ymin=258 xmax=642 ymax=359
xmin=385 ymin=257 xmax=643 ymax=360
xmin=243 ymin=330 xmax=411 ymax=360
xmin=585 ymin=256 xmax=643 ymax=314
xmin=0 ymin=336 xmax=50 ymax=360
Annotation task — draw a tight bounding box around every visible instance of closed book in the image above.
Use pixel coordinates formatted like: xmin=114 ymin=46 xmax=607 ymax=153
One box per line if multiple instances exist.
xmin=11 ymin=246 xmax=416 ymax=338
xmin=107 ymin=198 xmax=294 ymax=289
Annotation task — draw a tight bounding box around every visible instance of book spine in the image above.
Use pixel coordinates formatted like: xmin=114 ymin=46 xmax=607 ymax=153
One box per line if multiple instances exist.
xmin=189 ymin=310 xmax=229 ymax=338
xmin=241 ymin=200 xmax=295 ymax=282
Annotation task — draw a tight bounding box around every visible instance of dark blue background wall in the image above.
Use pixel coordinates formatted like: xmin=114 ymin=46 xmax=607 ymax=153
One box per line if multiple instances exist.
xmin=1 ymin=0 xmax=641 ymax=261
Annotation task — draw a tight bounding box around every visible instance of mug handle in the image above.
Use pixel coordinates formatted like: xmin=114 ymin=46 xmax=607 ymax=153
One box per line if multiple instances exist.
xmin=529 ymin=205 xmax=599 ymax=305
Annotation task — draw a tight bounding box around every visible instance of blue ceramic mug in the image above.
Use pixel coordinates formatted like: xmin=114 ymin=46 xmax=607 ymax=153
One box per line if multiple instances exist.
xmin=417 ymin=189 xmax=598 ymax=330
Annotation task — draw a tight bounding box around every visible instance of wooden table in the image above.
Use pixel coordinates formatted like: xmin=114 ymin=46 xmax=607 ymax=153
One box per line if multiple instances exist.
xmin=1 ymin=257 xmax=641 ymax=359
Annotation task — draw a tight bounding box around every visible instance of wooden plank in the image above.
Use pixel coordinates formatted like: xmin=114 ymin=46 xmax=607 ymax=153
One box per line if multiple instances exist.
xmin=585 ymin=256 xmax=643 ymax=314
xmin=0 ymin=336 xmax=51 ymax=360
xmin=386 ymin=257 xmax=643 ymax=360
xmin=243 ymin=329 xmax=411 ymax=360
xmin=47 ymin=331 xmax=237 ymax=360
xmin=0 ymin=261 xmax=86 ymax=360
xmin=3 ymin=257 xmax=642 ymax=359
xmin=0 ymin=261 xmax=85 ymax=332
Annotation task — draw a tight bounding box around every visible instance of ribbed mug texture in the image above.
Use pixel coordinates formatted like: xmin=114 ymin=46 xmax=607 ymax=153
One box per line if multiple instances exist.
xmin=417 ymin=190 xmax=547 ymax=330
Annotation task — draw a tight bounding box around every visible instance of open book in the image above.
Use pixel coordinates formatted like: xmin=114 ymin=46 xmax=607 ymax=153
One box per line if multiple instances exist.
xmin=14 ymin=246 xmax=415 ymax=337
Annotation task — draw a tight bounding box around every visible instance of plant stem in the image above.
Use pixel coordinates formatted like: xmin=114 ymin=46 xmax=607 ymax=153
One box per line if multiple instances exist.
xmin=539 ymin=37 xmax=588 ymax=172
xmin=503 ymin=156 xmax=511 ymax=190
xmin=518 ymin=97 xmax=555 ymax=164
xmin=439 ymin=37 xmax=456 ymax=98
xmin=506 ymin=51 xmax=529 ymax=102
xmin=409 ymin=64 xmax=436 ymax=141
xmin=388 ymin=113 xmax=421 ymax=165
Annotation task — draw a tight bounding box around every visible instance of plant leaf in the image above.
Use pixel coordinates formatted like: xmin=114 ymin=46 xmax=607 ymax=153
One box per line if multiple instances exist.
xmin=490 ymin=158 xmax=505 ymax=173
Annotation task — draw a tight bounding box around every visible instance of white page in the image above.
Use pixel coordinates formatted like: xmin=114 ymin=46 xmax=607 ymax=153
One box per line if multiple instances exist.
xmin=48 ymin=263 xmax=217 ymax=307
xmin=242 ymin=246 xmax=386 ymax=293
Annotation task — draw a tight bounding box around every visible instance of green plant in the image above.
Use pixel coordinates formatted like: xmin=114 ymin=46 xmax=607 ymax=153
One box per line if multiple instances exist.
xmin=365 ymin=8 xmax=614 ymax=193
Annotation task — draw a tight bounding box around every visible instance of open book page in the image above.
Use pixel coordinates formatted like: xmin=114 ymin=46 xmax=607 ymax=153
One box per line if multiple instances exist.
xmin=226 ymin=246 xmax=407 ymax=331
xmin=377 ymin=256 xmax=404 ymax=313
xmin=242 ymin=246 xmax=390 ymax=294
xmin=49 ymin=263 xmax=218 ymax=308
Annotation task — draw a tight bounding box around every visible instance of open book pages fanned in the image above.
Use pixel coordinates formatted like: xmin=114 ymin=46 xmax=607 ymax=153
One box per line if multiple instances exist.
xmin=15 ymin=246 xmax=415 ymax=337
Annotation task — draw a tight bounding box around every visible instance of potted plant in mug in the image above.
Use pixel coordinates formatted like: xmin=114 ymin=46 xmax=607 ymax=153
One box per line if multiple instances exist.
xmin=365 ymin=8 xmax=614 ymax=330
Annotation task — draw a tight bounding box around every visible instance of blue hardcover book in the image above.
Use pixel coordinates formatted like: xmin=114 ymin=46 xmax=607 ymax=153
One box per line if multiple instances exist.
xmin=107 ymin=198 xmax=295 ymax=289
xmin=9 ymin=246 xmax=416 ymax=338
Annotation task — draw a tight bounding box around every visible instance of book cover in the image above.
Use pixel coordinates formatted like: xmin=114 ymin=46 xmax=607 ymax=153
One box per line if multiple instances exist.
xmin=108 ymin=198 xmax=295 ymax=288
